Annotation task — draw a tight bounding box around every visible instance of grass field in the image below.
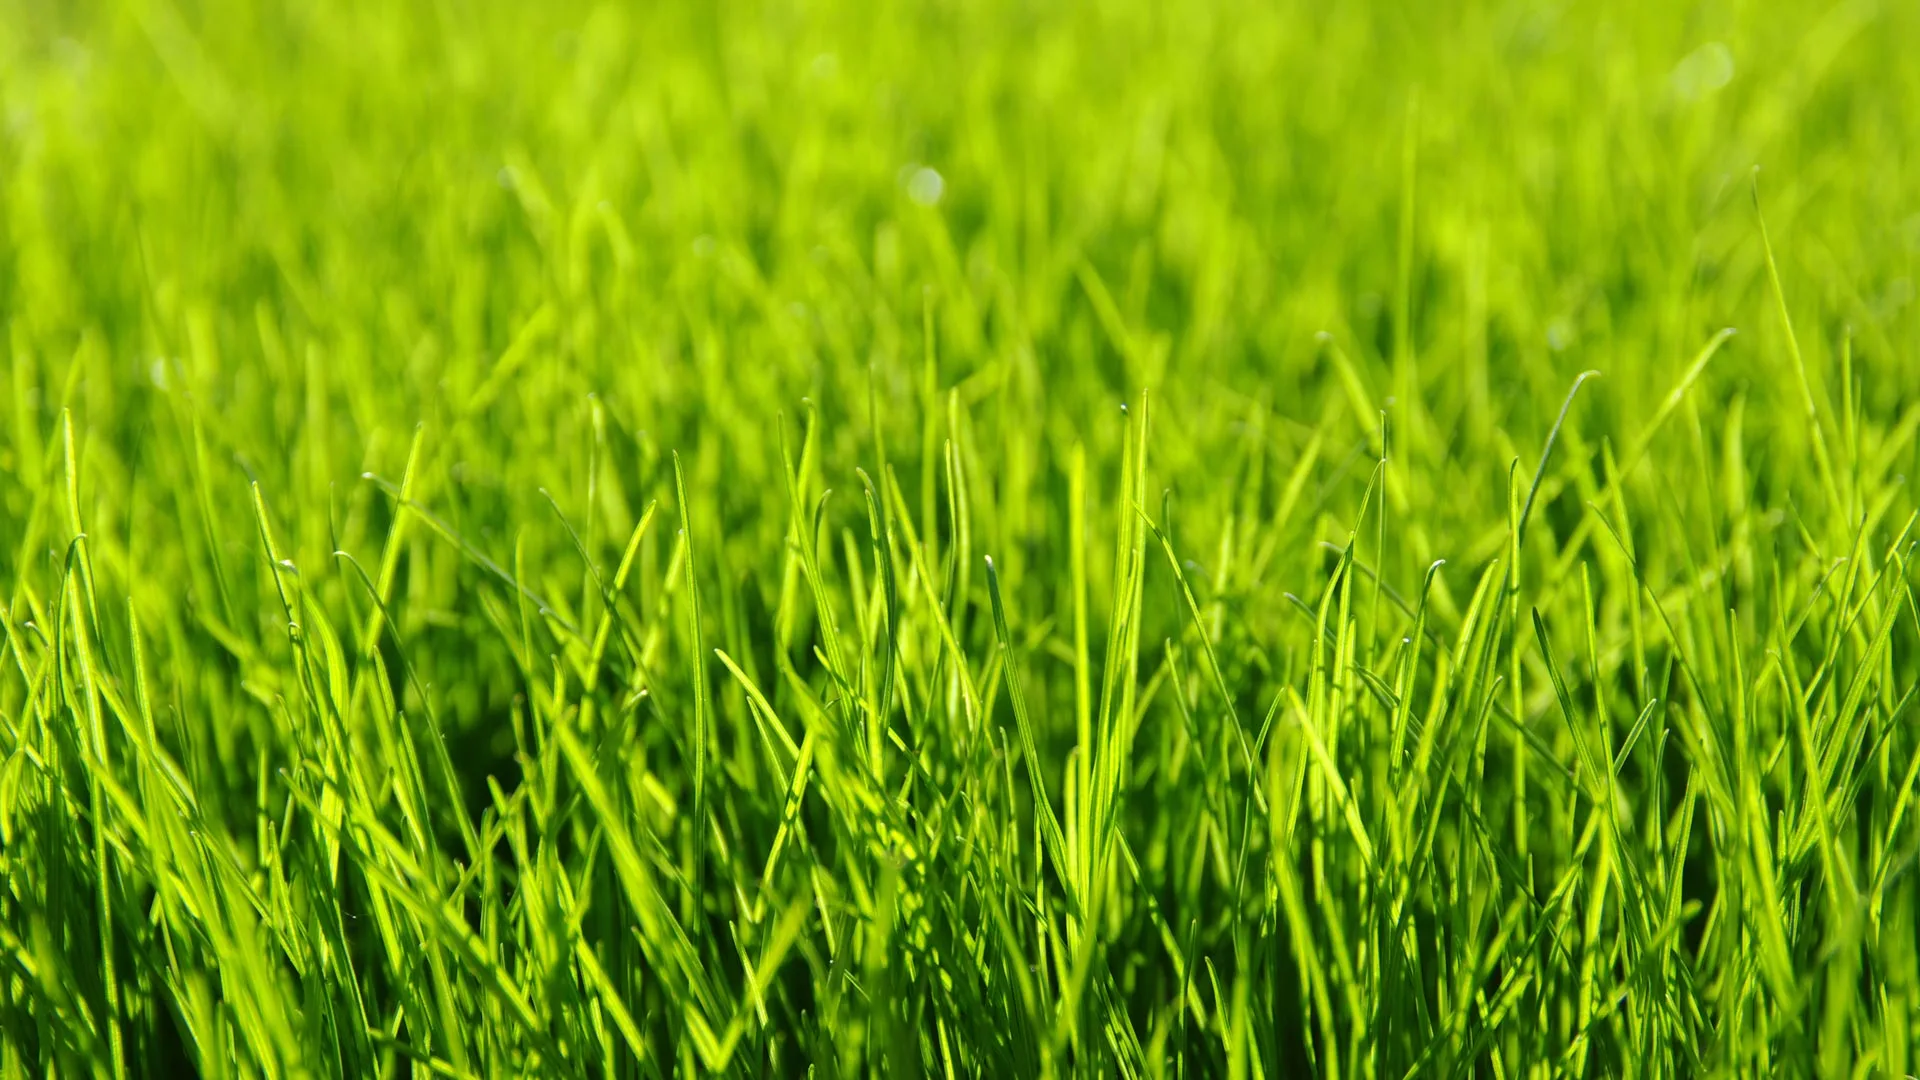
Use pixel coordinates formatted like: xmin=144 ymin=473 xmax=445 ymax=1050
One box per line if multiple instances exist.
xmin=5 ymin=0 xmax=1920 ymax=1075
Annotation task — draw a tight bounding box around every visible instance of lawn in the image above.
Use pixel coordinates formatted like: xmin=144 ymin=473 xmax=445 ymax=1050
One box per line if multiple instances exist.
xmin=3 ymin=0 xmax=1920 ymax=1075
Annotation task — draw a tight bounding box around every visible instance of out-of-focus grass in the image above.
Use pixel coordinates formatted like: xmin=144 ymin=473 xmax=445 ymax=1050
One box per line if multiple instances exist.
xmin=4 ymin=0 xmax=1920 ymax=1075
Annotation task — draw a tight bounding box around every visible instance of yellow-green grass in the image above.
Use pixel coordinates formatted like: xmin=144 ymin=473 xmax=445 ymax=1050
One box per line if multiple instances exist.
xmin=3 ymin=0 xmax=1920 ymax=1075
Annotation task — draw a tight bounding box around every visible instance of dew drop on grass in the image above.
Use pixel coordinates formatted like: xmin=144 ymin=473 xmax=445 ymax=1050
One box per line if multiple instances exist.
xmin=1547 ymin=317 xmax=1573 ymax=352
xmin=906 ymin=166 xmax=945 ymax=207
xmin=1671 ymin=42 xmax=1734 ymax=101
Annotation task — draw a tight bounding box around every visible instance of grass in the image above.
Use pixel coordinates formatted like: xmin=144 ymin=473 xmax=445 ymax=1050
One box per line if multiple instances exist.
xmin=4 ymin=0 xmax=1920 ymax=1075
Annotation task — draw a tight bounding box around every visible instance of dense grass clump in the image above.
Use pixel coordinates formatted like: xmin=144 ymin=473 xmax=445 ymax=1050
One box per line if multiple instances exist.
xmin=5 ymin=0 xmax=1920 ymax=1075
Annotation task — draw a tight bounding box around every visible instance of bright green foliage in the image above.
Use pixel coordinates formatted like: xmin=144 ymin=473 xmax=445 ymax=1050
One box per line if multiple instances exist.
xmin=5 ymin=0 xmax=1920 ymax=1075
